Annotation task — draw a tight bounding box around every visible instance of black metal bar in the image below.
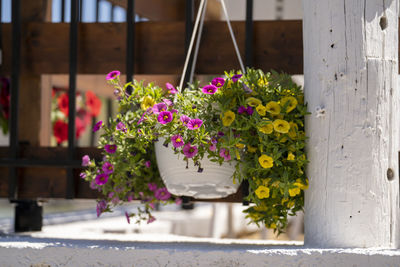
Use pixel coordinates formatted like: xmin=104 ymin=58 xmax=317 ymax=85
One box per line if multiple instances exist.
xmin=242 ymin=180 xmax=249 ymax=206
xmin=79 ymin=0 xmax=83 ymax=22
xmin=67 ymin=0 xmax=79 ymax=199
xmin=61 ymin=0 xmax=65 ymax=22
xmin=95 ymin=0 xmax=100 ymax=22
xmin=183 ymin=0 xmax=194 ymax=89
xmin=110 ymin=4 xmax=114 ymax=22
xmin=89 ymin=117 xmax=95 ymax=146
xmin=106 ymin=98 xmax=112 ymax=126
xmin=0 ymin=0 xmax=3 ymax=66
xmin=245 ymin=0 xmax=253 ymax=68
xmin=126 ymin=0 xmax=134 ymax=83
xmin=9 ymin=0 xmax=21 ymax=200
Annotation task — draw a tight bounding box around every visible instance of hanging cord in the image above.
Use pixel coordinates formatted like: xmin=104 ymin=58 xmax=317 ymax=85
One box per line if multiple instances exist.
xmin=220 ymin=0 xmax=245 ymax=74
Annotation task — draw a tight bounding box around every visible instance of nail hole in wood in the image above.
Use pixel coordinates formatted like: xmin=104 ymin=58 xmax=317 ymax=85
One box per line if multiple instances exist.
xmin=387 ymin=168 xmax=394 ymax=181
xmin=379 ymin=16 xmax=388 ymax=30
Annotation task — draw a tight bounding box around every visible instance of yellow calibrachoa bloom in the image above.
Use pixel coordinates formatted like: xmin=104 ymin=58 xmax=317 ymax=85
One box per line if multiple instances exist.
xmin=288 ymin=122 xmax=298 ymax=139
xmin=258 ymin=154 xmax=273 ymax=168
xmin=294 ymin=178 xmax=308 ymax=190
xmin=258 ymin=78 xmax=269 ymax=87
xmin=235 ymin=143 xmax=245 ymax=149
xmin=247 ymin=146 xmax=257 ymax=153
xmin=273 ymin=119 xmax=290 ymax=133
xmin=222 ymin=110 xmax=235 ymax=126
xmin=280 ymin=96 xmax=298 ymax=113
xmin=269 ymin=223 xmax=277 ymax=229
xmin=141 ymin=96 xmax=155 ymax=110
xmin=259 ymin=123 xmax=273 ymax=134
xmin=287 ymin=152 xmax=295 ymax=161
xmin=255 ymin=185 xmax=270 ymax=199
xmin=256 ymin=104 xmax=267 ymax=116
xmin=265 ymin=101 xmax=281 ymax=115
xmin=246 ymin=97 xmax=262 ymax=107
xmin=288 ymin=187 xmax=301 ymax=197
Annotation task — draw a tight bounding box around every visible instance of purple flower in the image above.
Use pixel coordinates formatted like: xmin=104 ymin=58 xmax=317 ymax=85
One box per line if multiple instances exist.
xmin=106 ymin=70 xmax=121 ymax=81
xmin=212 ymin=77 xmax=225 ymax=87
xmin=246 ymin=106 xmax=254 ymax=115
xmin=79 ymin=172 xmax=86 ymax=179
xmin=145 ymin=160 xmax=151 ymax=168
xmin=171 ymin=109 xmax=178 ymax=114
xmin=93 ymin=121 xmax=103 ymax=132
xmin=166 ymin=83 xmax=178 ymax=94
xmin=149 ymin=202 xmax=155 ymax=209
xmin=82 ymin=155 xmax=91 ymax=166
xmin=147 ymin=216 xmax=156 ymax=224
xmin=102 ymin=162 xmax=114 ymax=175
xmin=96 ymin=200 xmax=107 ymax=217
xmin=157 ymin=111 xmax=173 ymax=124
xmin=163 ymin=98 xmax=173 ymax=106
xmin=137 ymin=111 xmax=147 ymax=125
xmin=95 ymin=173 xmax=109 ymax=185
xmin=238 ymin=106 xmax=246 ymax=114
xmin=105 ymin=144 xmax=117 ymax=154
xmin=219 ymin=148 xmax=231 ymax=161
xmin=125 ymin=211 xmax=131 ymax=224
xmin=209 ymin=143 xmax=217 ymax=151
xmin=148 ymin=183 xmax=158 ymax=191
xmin=202 ymin=85 xmax=218 ymax=95
xmin=243 ymin=83 xmax=253 ymax=93
xmin=180 ymin=115 xmax=191 ymax=126
xmin=187 ymin=119 xmax=203 ymax=130
xmin=183 ymin=143 xmax=198 ymax=158
xmin=116 ymin=122 xmax=127 ymax=132
xmin=218 ymin=131 xmax=225 ymax=137
xmin=152 ymin=103 xmax=168 ymax=114
xmin=154 ymin=187 xmax=171 ymax=201
xmin=171 ymin=135 xmax=185 ymax=148
xmin=232 ymin=74 xmax=242 ymax=82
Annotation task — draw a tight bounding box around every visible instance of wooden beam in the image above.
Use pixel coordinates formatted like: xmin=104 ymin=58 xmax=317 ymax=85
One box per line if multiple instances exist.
xmin=0 ymin=20 xmax=304 ymax=75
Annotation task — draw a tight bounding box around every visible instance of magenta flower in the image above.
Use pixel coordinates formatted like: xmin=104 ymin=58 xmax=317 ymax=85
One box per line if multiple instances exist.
xmin=218 ymin=131 xmax=225 ymax=137
xmin=96 ymin=200 xmax=107 ymax=217
xmin=106 ymin=70 xmax=121 ymax=81
xmin=154 ymin=187 xmax=171 ymax=201
xmin=175 ymin=198 xmax=183 ymax=205
xmin=116 ymin=122 xmax=127 ymax=132
xmin=149 ymin=202 xmax=155 ymax=209
xmin=171 ymin=135 xmax=185 ymax=148
xmin=238 ymin=106 xmax=246 ymax=114
xmin=105 ymin=144 xmax=117 ymax=154
xmin=148 ymin=183 xmax=158 ymax=191
xmin=82 ymin=155 xmax=91 ymax=166
xmin=232 ymin=74 xmax=242 ymax=82
xmin=180 ymin=115 xmax=191 ymax=126
xmin=79 ymin=172 xmax=86 ymax=179
xmin=147 ymin=216 xmax=156 ymax=224
xmin=212 ymin=77 xmax=225 ymax=87
xmin=102 ymin=162 xmax=114 ymax=175
xmin=95 ymin=173 xmax=109 ymax=185
xmin=125 ymin=211 xmax=131 ymax=224
xmin=219 ymin=148 xmax=231 ymax=161
xmin=202 ymin=85 xmax=218 ymax=95
xmin=93 ymin=120 xmax=103 ymax=132
xmin=152 ymin=103 xmax=168 ymax=114
xmin=187 ymin=119 xmax=203 ymax=130
xmin=183 ymin=143 xmax=198 ymax=158
xmin=246 ymin=106 xmax=254 ymax=115
xmin=145 ymin=161 xmax=151 ymax=168
xmin=157 ymin=111 xmax=173 ymax=124
xmin=209 ymin=143 xmax=217 ymax=151
xmin=166 ymin=83 xmax=178 ymax=94
xmin=163 ymin=98 xmax=173 ymax=106
xmin=171 ymin=109 xmax=178 ymax=114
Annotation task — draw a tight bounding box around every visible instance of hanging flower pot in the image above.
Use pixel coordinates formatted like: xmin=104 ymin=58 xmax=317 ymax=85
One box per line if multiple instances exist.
xmin=155 ymin=139 xmax=239 ymax=199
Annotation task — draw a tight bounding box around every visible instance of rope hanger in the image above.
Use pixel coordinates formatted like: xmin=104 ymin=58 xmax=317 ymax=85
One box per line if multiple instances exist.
xmin=179 ymin=0 xmax=246 ymax=91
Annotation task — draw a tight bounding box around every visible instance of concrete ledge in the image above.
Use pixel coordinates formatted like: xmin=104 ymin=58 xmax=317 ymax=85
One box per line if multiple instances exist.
xmin=0 ymin=235 xmax=399 ymax=267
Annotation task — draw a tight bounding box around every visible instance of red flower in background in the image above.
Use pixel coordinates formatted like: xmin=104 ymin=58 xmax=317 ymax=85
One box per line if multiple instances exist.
xmin=75 ymin=117 xmax=86 ymax=139
xmin=86 ymin=91 xmax=102 ymax=117
xmin=0 ymin=78 xmax=10 ymax=119
xmin=57 ymin=93 xmax=69 ymax=116
xmin=53 ymin=120 xmax=68 ymax=144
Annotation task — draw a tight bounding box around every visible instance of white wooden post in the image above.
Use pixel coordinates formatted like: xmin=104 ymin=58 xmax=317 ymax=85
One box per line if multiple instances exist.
xmin=303 ymin=0 xmax=400 ymax=248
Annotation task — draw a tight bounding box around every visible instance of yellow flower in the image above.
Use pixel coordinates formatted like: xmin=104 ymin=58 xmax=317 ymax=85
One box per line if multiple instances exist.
xmin=226 ymin=80 xmax=233 ymax=89
xmin=246 ymin=97 xmax=262 ymax=107
xmin=287 ymin=200 xmax=295 ymax=208
xmin=258 ymin=78 xmax=269 ymax=87
xmin=235 ymin=143 xmax=245 ymax=149
xmin=269 ymin=223 xmax=277 ymax=229
xmin=288 ymin=122 xmax=298 ymax=139
xmin=256 ymin=105 xmax=267 ymax=116
xmin=265 ymin=101 xmax=281 ymax=115
xmin=289 ymin=187 xmax=301 ymax=197
xmin=247 ymin=146 xmax=257 ymax=153
xmin=287 ymin=152 xmax=295 ymax=161
xmin=294 ymin=178 xmax=308 ymax=190
xmin=255 ymin=185 xmax=270 ymax=199
xmin=273 ymin=119 xmax=290 ymax=133
xmin=280 ymin=96 xmax=298 ymax=113
xmin=235 ymin=149 xmax=241 ymax=160
xmin=141 ymin=96 xmax=155 ymax=110
xmin=258 ymin=154 xmax=273 ymax=168
xmin=222 ymin=110 xmax=235 ymax=126
xmin=259 ymin=123 xmax=273 ymax=134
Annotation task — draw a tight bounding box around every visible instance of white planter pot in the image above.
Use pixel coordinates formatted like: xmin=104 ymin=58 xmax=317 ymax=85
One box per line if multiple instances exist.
xmin=155 ymin=141 xmax=239 ymax=199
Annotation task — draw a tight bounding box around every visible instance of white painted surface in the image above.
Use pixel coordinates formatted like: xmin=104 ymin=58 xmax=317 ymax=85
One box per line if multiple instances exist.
xmin=303 ymin=0 xmax=400 ymax=248
xmin=0 ymin=235 xmax=399 ymax=267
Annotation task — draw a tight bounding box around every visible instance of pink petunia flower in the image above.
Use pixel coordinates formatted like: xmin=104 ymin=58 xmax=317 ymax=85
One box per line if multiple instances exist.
xmin=166 ymin=83 xmax=178 ymax=94
xmin=79 ymin=172 xmax=86 ymax=179
xmin=187 ymin=119 xmax=203 ymax=130
xmin=163 ymin=98 xmax=173 ymax=106
xmin=104 ymin=144 xmax=117 ymax=154
xmin=180 ymin=115 xmax=191 ymax=126
xmin=147 ymin=216 xmax=156 ymax=224
xmin=152 ymin=103 xmax=168 ymax=114
xmin=145 ymin=161 xmax=151 ymax=168
xmin=149 ymin=202 xmax=155 ymax=209
xmin=171 ymin=135 xmax=185 ymax=148
xmin=211 ymin=77 xmax=225 ymax=87
xmin=183 ymin=143 xmax=198 ymax=158
xmin=102 ymin=162 xmax=114 ymax=175
xmin=175 ymin=198 xmax=183 ymax=205
xmin=202 ymin=85 xmax=218 ymax=95
xmin=148 ymin=183 xmax=158 ymax=191
xmin=95 ymin=173 xmax=109 ymax=185
xmin=106 ymin=70 xmax=121 ymax=81
xmin=209 ymin=143 xmax=217 ymax=151
xmin=157 ymin=111 xmax=173 ymax=124
xmin=219 ymin=148 xmax=231 ymax=161
xmin=116 ymin=122 xmax=127 ymax=132
xmin=154 ymin=187 xmax=171 ymax=201
xmin=82 ymin=155 xmax=91 ymax=166
xmin=93 ymin=120 xmax=103 ymax=132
